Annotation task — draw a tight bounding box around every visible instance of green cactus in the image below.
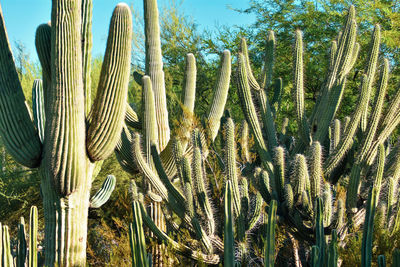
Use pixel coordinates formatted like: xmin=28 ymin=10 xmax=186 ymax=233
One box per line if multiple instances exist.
xmin=17 ymin=217 xmax=27 ymax=267
xmin=0 ymin=1 xmax=132 ymax=265
xmin=264 ymin=200 xmax=277 ymax=267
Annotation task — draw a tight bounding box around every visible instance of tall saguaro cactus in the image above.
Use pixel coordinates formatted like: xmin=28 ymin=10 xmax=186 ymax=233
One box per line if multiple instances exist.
xmin=0 ymin=1 xmax=132 ymax=265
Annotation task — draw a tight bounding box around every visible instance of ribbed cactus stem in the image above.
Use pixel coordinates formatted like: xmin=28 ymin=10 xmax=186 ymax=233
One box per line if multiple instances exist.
xmin=360 ymin=24 xmax=380 ymax=132
xmin=293 ymin=154 xmax=309 ymax=202
xmin=238 ymin=178 xmax=249 ymax=242
xmin=89 ymin=175 xmax=116 ymax=208
xmin=239 ymin=120 xmax=250 ymax=163
xmin=35 ymin=22 xmax=51 ymax=111
xmin=182 ymin=53 xmax=196 ymax=114
xmin=374 ymin=144 xmax=385 ymax=204
xmin=378 ymin=255 xmax=386 ymax=267
xmin=81 ymin=0 xmax=92 ymax=114
xmin=0 ymin=4 xmax=42 ymax=168
xmin=248 ymin=192 xmax=263 ymax=231
xmin=29 ymin=206 xmax=38 ymax=267
xmin=32 ymin=79 xmax=45 ymax=143
xmin=293 ymin=29 xmax=311 ymax=146
xmin=192 ymin=147 xmax=215 ymax=235
xmin=264 ymin=200 xmax=277 ymax=267
xmin=327 ymin=230 xmax=338 ymax=267
xmin=224 ymin=180 xmax=235 ymax=267
xmin=328 ymin=41 xmax=337 ymax=71
xmin=86 ymin=3 xmax=132 ymax=161
xmin=323 ymin=184 xmax=332 ymax=226
xmin=336 ymin=199 xmax=345 ymax=230
xmin=17 ymin=217 xmax=27 ymax=267
xmin=240 ymin=37 xmax=260 ymax=91
xmin=208 ymin=50 xmax=231 ymax=141
xmin=1 ymin=225 xmax=12 ymax=267
xmin=262 ymin=30 xmax=275 ymax=89
xmin=330 ymin=119 xmax=341 ymax=152
xmin=130 ymin=201 xmax=150 ymax=267
xmin=225 ymin=117 xmax=241 ymax=215
xmin=258 ymin=169 xmax=272 ymax=202
xmin=273 ymin=146 xmax=285 ymax=201
xmin=284 ymin=184 xmax=294 ymax=213
xmin=310 ymin=142 xmax=322 ymax=199
xmin=144 ymin=0 xmax=170 ymax=150
xmin=387 ymin=177 xmax=395 ymax=225
xmin=361 ymin=188 xmax=377 ymax=267
xmin=315 ymin=197 xmax=325 ymax=267
xmin=142 ymin=76 xmax=159 ymax=167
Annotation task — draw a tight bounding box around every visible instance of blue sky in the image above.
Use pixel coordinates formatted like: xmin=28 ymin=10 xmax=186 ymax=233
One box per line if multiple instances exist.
xmin=1 ymin=0 xmax=255 ymax=62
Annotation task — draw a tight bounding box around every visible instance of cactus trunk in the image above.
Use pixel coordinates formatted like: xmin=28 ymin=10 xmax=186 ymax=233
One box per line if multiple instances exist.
xmin=41 ymin=164 xmax=94 ymax=266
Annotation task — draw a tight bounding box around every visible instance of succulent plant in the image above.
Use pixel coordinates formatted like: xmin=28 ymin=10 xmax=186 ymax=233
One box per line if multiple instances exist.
xmin=0 ymin=1 xmax=131 ymax=265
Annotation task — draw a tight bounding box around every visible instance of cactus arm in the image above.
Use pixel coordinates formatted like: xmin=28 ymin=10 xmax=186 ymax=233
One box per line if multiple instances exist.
xmin=35 ymin=23 xmax=51 ymax=112
xmin=240 ymin=38 xmax=260 ymax=91
xmin=142 ymin=76 xmax=159 ymax=166
xmin=17 ymin=217 xmax=27 ymax=267
xmin=310 ymin=142 xmax=322 ymax=199
xmin=327 ymin=229 xmax=338 ymax=267
xmin=207 ymin=50 xmax=231 ymax=141
xmin=224 ymin=180 xmax=235 ymax=267
xmin=330 ymin=119 xmax=341 ymax=152
xmin=360 ymin=25 xmax=381 ymax=132
xmin=130 ymin=201 xmax=150 ymax=267
xmin=261 ymin=30 xmax=275 ymax=89
xmin=264 ymin=200 xmax=277 ymax=267
xmin=236 ymin=53 xmax=273 ymax=172
xmin=81 ymin=0 xmax=92 ymax=114
xmin=89 ymin=175 xmax=116 ymax=208
xmin=315 ymin=197 xmax=325 ymax=267
xmin=125 ymin=103 xmax=141 ymax=130
xmin=311 ymin=245 xmax=319 ymax=267
xmin=378 ymin=255 xmax=386 ymax=267
xmin=115 ymin=126 xmax=137 ymax=174
xmin=87 ymin=4 xmax=132 ymax=161
xmin=29 ymin=206 xmax=38 ymax=267
xmin=273 ymin=146 xmax=286 ymax=201
xmin=132 ymin=133 xmax=169 ymax=200
xmin=0 ymin=4 xmax=42 ymax=168
xmin=182 ymin=53 xmax=196 ymax=114
xmin=144 ymin=0 xmax=170 ymax=150
xmin=239 ymin=120 xmax=250 ymax=163
xmin=1 ymin=225 xmax=12 ymax=267
xmin=293 ymin=30 xmax=311 ymax=146
xmin=193 ymin=147 xmax=215 ymax=235
xmin=247 ymin=192 xmax=263 ymax=231
xmin=361 ymin=188 xmax=377 ymax=267
xmin=224 ymin=117 xmax=241 ymax=215
xmin=32 ymin=79 xmax=46 ymax=143
xmin=393 ymin=249 xmax=400 ymax=265
xmin=258 ymin=88 xmax=279 ymax=150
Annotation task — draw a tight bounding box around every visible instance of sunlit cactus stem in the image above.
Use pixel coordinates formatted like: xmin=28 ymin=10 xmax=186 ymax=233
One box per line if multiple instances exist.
xmin=0 ymin=1 xmax=132 ymax=265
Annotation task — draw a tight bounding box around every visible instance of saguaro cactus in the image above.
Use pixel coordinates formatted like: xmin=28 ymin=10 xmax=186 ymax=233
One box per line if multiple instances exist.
xmin=0 ymin=1 xmax=132 ymax=265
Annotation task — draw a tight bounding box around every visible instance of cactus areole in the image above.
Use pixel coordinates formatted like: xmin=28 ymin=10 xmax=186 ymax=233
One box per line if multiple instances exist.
xmin=0 ymin=0 xmax=132 ymax=265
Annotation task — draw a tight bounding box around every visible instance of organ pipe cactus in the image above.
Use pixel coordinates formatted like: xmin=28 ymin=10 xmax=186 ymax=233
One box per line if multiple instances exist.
xmin=0 ymin=1 xmax=132 ymax=265
xmin=235 ymin=5 xmax=400 ymax=260
xmin=125 ymin=113 xmax=271 ymax=265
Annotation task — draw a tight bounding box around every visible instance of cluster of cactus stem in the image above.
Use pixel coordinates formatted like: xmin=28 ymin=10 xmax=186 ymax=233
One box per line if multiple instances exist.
xmin=236 ymin=3 xmax=400 ymax=254
xmin=0 ymin=0 xmax=131 ymax=265
xmin=1 ymin=207 xmax=40 ymax=266
xmin=114 ymin=1 xmax=400 ymax=266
